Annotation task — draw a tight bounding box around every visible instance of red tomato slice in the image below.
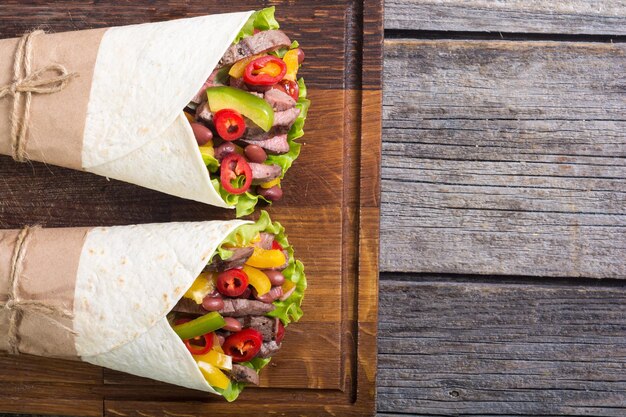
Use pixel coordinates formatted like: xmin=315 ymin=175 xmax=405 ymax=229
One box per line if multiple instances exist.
xmin=274 ymin=80 xmax=299 ymax=101
xmin=272 ymin=240 xmax=284 ymax=251
xmin=275 ymin=320 xmax=285 ymax=344
xmin=216 ymin=269 xmax=249 ymax=297
xmin=222 ymin=328 xmax=263 ymax=362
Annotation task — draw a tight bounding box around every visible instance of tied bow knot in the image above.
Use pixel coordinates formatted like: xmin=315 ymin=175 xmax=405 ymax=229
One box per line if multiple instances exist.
xmin=0 ymin=30 xmax=76 ymax=162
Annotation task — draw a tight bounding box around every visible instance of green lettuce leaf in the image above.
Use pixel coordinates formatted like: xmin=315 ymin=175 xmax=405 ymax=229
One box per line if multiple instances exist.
xmin=202 ymin=153 xmax=220 ymax=173
xmin=234 ymin=6 xmax=280 ymax=43
xmin=210 ymin=178 xmax=269 ymax=218
xmin=270 ymin=40 xmax=300 ymax=58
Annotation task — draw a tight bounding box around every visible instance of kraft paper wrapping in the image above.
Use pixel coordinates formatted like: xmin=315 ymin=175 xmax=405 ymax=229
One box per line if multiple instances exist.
xmin=0 ymin=220 xmax=248 ymax=393
xmin=0 ymin=12 xmax=253 ymax=207
xmin=0 ymin=226 xmax=88 ymax=358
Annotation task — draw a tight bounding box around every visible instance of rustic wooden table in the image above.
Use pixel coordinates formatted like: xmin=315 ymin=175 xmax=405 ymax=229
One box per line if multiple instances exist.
xmin=1 ymin=0 xmax=626 ymax=416
xmin=379 ymin=1 xmax=626 ymax=416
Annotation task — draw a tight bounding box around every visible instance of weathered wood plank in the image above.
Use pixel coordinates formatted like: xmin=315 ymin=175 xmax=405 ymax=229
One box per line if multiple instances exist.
xmin=377 ymin=278 xmax=626 ymax=416
xmin=385 ymin=0 xmax=626 ymax=35
xmin=381 ymin=39 xmax=626 ymax=277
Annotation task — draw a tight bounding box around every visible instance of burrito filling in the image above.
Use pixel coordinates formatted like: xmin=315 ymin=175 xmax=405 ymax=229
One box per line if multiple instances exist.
xmin=169 ymin=211 xmax=306 ymax=401
xmin=185 ymin=7 xmax=310 ymax=217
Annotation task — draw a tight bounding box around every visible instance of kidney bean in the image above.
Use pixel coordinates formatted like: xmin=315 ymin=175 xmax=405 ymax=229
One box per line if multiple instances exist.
xmin=253 ymin=286 xmax=283 ymax=303
xmin=244 ymin=144 xmax=267 ymax=163
xmin=263 ymin=270 xmax=285 ymax=286
xmin=240 ymin=287 xmax=252 ymax=299
xmin=214 ymin=142 xmax=236 ymax=160
xmin=202 ymin=295 xmax=224 ymax=311
xmin=257 ymin=185 xmax=283 ymax=202
xmin=191 ymin=122 xmax=213 ymax=146
xmin=222 ymin=317 xmax=242 ymax=332
xmin=296 ymin=48 xmax=305 ymax=64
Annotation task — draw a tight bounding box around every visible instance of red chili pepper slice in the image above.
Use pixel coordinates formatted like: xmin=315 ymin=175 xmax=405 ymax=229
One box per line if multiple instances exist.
xmin=184 ymin=332 xmax=214 ymax=355
xmin=222 ymin=328 xmax=263 ymax=362
xmin=243 ymin=56 xmax=287 ymax=86
xmin=214 ymin=109 xmax=246 ymax=141
xmin=216 ymin=269 xmax=249 ymax=297
xmin=271 ymin=240 xmax=284 ymax=251
xmin=274 ymin=80 xmax=299 ymax=101
xmin=220 ymin=153 xmax=252 ymax=195
xmin=275 ymin=320 xmax=285 ymax=344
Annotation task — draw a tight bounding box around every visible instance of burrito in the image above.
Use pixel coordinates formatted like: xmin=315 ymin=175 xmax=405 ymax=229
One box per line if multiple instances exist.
xmin=0 ymin=212 xmax=306 ymax=401
xmin=0 ymin=7 xmax=309 ymax=216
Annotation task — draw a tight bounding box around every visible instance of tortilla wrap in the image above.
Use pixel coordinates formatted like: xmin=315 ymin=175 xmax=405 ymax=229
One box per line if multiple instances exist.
xmin=0 ymin=220 xmax=248 ymax=393
xmin=0 ymin=12 xmax=253 ymax=208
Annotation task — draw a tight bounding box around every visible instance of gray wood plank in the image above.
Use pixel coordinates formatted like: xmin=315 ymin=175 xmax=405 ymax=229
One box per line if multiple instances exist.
xmin=385 ymin=0 xmax=626 ymax=35
xmin=377 ymin=277 xmax=626 ymax=416
xmin=381 ymin=39 xmax=626 ymax=277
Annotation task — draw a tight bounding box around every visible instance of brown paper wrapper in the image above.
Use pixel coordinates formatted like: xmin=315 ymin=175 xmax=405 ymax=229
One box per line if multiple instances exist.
xmin=0 ymin=28 xmax=105 ymax=170
xmin=0 ymin=227 xmax=88 ymax=358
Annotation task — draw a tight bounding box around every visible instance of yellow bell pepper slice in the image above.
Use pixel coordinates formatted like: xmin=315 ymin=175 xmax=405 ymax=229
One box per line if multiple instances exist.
xmin=194 ymin=349 xmax=232 ymax=371
xmin=184 ymin=111 xmax=195 ymax=123
xmin=282 ymin=278 xmax=296 ymax=294
xmin=242 ymin=265 xmax=272 ymax=296
xmin=198 ymin=361 xmax=230 ymax=390
xmin=260 ymin=178 xmax=281 ymax=189
xmin=184 ymin=272 xmax=215 ymax=304
xmin=212 ymin=333 xmax=224 ymax=354
xmin=245 ymin=247 xmax=286 ymax=269
xmin=283 ymin=49 xmax=299 ymax=81
xmin=228 ymin=53 xmax=266 ymax=79
xmin=198 ymin=143 xmax=215 ymax=158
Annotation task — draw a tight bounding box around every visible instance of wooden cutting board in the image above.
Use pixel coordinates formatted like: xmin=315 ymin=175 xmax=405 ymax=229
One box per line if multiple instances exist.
xmin=0 ymin=1 xmax=382 ymax=416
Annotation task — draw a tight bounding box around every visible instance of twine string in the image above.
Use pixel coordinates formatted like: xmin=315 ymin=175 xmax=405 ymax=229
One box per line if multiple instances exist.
xmin=0 ymin=226 xmax=75 ymax=355
xmin=0 ymin=30 xmax=76 ymax=162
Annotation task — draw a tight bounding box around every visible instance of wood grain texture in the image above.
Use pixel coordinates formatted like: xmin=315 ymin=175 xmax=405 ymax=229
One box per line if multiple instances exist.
xmin=385 ymin=0 xmax=626 ymax=35
xmin=0 ymin=0 xmax=382 ymax=416
xmin=381 ymin=39 xmax=626 ymax=278
xmin=378 ymin=278 xmax=626 ymax=416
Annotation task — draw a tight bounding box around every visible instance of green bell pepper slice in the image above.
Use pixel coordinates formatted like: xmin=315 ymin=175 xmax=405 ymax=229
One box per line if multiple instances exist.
xmin=173 ymin=311 xmax=225 ymax=340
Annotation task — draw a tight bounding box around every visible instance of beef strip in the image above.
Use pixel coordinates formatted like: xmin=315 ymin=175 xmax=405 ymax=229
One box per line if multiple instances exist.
xmin=249 ymin=163 xmax=282 ymax=184
xmin=204 ymin=247 xmax=254 ymax=272
xmin=229 ymin=76 xmax=248 ymax=90
xmin=240 ymin=133 xmax=289 ymax=154
xmin=229 ymin=364 xmax=259 ymax=385
xmin=257 ymin=341 xmax=281 ymax=358
xmin=254 ymin=232 xmax=275 ymax=250
xmin=241 ymin=125 xmax=288 ymax=142
xmin=219 ymin=30 xmax=291 ymax=67
xmin=273 ymin=107 xmax=301 ymax=128
xmin=242 ymin=316 xmax=276 ymax=342
xmin=195 ymin=101 xmax=213 ymax=125
xmin=172 ymin=297 xmax=205 ymax=315
xmin=191 ymin=68 xmax=222 ymax=104
xmin=219 ymin=298 xmax=275 ymax=317
xmin=264 ymin=88 xmax=296 ymax=111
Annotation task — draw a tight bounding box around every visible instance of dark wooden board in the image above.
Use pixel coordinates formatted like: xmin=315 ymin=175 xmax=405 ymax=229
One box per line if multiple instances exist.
xmin=377 ymin=277 xmax=626 ymax=416
xmin=381 ymin=39 xmax=626 ymax=278
xmin=385 ymin=0 xmax=626 ymax=35
xmin=0 ymin=1 xmax=382 ymax=416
